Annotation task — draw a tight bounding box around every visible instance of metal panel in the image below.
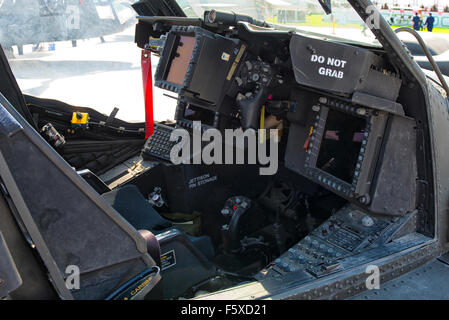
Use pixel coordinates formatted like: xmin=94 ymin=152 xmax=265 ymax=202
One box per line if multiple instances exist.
xmin=351 ymin=259 xmax=449 ymax=299
xmin=369 ymin=115 xmax=417 ymax=216
xmin=196 ymin=233 xmax=435 ymax=300
xmin=290 ymin=33 xmax=383 ymax=96
xmin=0 ymin=231 xmax=22 ymax=298
xmin=438 ymin=252 xmax=449 ymax=265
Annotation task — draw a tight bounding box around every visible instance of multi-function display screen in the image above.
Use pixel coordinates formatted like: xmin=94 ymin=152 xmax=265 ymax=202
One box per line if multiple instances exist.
xmin=316 ymin=109 xmax=366 ymax=184
xmin=165 ymin=35 xmax=196 ymax=85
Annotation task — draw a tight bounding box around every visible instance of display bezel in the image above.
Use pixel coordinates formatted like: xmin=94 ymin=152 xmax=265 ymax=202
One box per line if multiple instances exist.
xmin=154 ymin=27 xmax=199 ymax=94
xmin=304 ymin=97 xmax=382 ymax=199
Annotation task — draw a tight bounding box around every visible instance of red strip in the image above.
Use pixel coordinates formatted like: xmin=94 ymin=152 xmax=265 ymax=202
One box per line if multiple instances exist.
xmin=141 ymin=50 xmax=154 ymax=139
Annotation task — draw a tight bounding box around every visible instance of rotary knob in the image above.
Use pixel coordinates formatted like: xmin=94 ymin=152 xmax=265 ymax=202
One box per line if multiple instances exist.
xmin=221 ymin=208 xmax=231 ymax=216
xmin=251 ymin=73 xmax=260 ymax=82
xmin=362 ymin=216 xmax=374 ymax=227
xmin=288 ymin=265 xmax=297 ymax=272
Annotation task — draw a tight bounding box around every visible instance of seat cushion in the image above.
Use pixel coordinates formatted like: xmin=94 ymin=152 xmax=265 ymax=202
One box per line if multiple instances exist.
xmin=103 ymin=184 xmax=215 ymax=259
xmin=102 ymin=184 xmax=172 ymax=231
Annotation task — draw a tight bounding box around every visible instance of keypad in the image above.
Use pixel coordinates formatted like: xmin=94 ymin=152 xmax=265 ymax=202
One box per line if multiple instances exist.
xmin=141 ymin=124 xmax=178 ymax=161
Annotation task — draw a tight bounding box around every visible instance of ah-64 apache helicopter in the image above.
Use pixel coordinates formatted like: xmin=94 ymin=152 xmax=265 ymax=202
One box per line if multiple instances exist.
xmin=0 ymin=0 xmax=449 ymax=300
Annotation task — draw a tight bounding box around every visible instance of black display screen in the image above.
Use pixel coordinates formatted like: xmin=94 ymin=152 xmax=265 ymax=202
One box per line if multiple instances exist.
xmin=183 ymin=104 xmax=215 ymax=126
xmin=316 ymin=109 xmax=366 ymax=184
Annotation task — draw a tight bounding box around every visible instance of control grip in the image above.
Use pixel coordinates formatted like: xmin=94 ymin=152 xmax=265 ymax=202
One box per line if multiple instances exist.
xmin=238 ymin=87 xmax=268 ymax=129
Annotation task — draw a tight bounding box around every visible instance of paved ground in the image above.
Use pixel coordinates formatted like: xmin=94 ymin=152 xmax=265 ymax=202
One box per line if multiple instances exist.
xmin=7 ymin=25 xmax=177 ymax=123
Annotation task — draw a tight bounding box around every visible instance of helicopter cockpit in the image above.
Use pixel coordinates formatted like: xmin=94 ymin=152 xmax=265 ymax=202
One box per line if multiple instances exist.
xmin=0 ymin=0 xmax=437 ymax=301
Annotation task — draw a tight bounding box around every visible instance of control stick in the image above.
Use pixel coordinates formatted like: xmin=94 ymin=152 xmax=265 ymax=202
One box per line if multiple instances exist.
xmin=235 ymin=60 xmax=278 ymax=129
xmin=220 ymin=196 xmax=252 ymax=253
xmin=238 ymin=86 xmax=269 ymax=129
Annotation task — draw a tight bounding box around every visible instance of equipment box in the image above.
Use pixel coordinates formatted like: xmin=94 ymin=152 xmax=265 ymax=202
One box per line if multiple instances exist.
xmin=289 ymin=34 xmax=401 ymax=101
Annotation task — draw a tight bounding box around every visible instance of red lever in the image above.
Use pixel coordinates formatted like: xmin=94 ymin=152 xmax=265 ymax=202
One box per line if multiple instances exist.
xmin=141 ymin=50 xmax=154 ymax=139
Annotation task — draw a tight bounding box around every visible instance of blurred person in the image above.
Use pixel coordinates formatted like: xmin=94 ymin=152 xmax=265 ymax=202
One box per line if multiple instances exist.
xmin=278 ymin=10 xmax=286 ymax=24
xmin=361 ymin=22 xmax=368 ymax=36
xmin=424 ymin=13 xmax=435 ymax=32
xmin=32 ymin=43 xmax=44 ymax=52
xmin=260 ymin=6 xmax=265 ymax=21
xmin=419 ymin=12 xmax=424 ymax=30
xmin=389 ymin=15 xmax=394 ymax=25
xmin=412 ymin=12 xmax=421 ymax=30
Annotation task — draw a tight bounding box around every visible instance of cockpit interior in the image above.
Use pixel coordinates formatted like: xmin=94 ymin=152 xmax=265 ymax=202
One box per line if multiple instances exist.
xmin=0 ymin=6 xmax=437 ymax=300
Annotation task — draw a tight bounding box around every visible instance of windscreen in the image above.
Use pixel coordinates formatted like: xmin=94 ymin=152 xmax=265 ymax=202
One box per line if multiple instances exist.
xmin=316 ymin=109 xmax=366 ymax=184
xmin=1 ymin=0 xmax=163 ymax=123
xmin=175 ymin=0 xmax=381 ymax=47
xmin=2 ymin=0 xmax=385 ymax=125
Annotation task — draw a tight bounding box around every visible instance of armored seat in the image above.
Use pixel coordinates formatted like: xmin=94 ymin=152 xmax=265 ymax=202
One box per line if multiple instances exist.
xmin=101 ymin=184 xmax=216 ymax=299
xmin=101 ymin=184 xmax=173 ymax=232
xmin=101 ymin=184 xmax=215 ymax=259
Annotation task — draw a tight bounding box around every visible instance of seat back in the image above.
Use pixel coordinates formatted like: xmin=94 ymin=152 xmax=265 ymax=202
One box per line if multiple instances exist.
xmin=0 ymin=45 xmax=36 ymax=128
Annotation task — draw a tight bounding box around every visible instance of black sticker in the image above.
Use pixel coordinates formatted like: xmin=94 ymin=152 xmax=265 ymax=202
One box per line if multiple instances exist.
xmin=160 ymin=250 xmax=176 ymax=271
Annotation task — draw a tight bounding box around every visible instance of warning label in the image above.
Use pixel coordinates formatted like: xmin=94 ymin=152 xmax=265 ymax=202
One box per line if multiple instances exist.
xmin=310 ymin=54 xmax=347 ymax=79
xmin=161 ymin=250 xmax=176 ymax=271
xmin=188 ymin=173 xmax=218 ymax=189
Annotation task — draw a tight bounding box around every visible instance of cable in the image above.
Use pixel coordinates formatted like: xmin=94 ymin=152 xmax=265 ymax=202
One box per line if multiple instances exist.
xmin=88 ymin=121 xmax=145 ymax=134
xmin=394 ymin=27 xmax=449 ymax=97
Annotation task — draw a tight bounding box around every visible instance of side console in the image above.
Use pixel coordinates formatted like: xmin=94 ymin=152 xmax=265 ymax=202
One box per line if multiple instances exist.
xmin=285 ymin=34 xmax=416 ymax=217
xmin=256 ymin=205 xmax=417 ymax=279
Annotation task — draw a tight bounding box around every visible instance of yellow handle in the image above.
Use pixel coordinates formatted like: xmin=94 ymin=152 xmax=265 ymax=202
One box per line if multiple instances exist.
xmin=259 ymin=105 xmax=265 ymax=143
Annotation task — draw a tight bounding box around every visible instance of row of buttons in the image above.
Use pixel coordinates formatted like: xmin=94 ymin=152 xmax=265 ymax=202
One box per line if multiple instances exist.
xmin=272 ymin=235 xmax=347 ymax=275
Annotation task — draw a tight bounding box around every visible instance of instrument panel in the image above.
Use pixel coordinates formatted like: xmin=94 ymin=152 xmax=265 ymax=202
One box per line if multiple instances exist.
xmin=144 ymin=17 xmax=417 ymax=216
